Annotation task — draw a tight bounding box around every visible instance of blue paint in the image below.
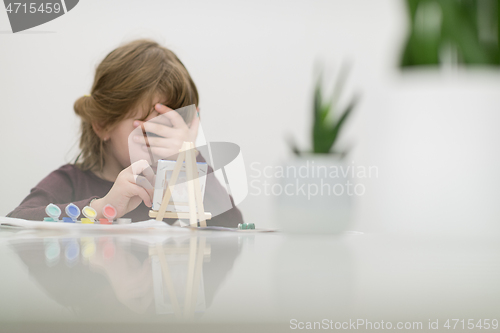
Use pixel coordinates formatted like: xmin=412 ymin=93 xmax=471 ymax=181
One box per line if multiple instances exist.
xmin=62 ymin=217 xmax=74 ymax=223
xmin=65 ymin=203 xmax=80 ymax=221
xmin=68 ymin=205 xmax=78 ymax=215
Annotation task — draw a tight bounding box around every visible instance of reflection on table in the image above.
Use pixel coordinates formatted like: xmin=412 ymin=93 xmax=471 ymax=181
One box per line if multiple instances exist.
xmin=9 ymin=232 xmax=241 ymax=319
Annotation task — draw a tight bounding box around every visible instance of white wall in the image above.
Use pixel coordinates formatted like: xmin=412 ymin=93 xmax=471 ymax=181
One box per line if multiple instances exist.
xmin=1 ymin=0 xmax=499 ymax=232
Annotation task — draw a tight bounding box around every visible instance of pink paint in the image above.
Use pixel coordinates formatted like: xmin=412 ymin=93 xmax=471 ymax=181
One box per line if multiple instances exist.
xmin=102 ymin=204 xmax=117 ymax=222
xmin=99 ymin=218 xmax=111 ymax=225
xmin=104 ymin=206 xmax=115 ymax=216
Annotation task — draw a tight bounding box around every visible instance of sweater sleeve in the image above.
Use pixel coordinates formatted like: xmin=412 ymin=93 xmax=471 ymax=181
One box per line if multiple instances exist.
xmin=7 ymin=167 xmax=98 ymax=221
xmin=196 ymin=154 xmax=244 ymax=228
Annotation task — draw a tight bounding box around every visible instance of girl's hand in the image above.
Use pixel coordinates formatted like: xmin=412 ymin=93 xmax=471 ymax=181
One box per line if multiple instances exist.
xmin=132 ymin=104 xmax=200 ymax=161
xmin=91 ymin=160 xmax=154 ymax=219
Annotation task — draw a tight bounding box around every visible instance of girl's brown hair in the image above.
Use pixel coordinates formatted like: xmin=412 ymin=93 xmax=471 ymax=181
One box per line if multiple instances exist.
xmin=73 ymin=39 xmax=199 ymax=171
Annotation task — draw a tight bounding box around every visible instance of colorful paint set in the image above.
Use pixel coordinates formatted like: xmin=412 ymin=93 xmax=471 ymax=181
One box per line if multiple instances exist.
xmin=44 ymin=203 xmax=119 ymax=224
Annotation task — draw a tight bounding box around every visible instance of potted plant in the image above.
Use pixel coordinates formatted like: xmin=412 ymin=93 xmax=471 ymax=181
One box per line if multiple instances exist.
xmin=275 ymin=65 xmax=359 ymax=234
xmin=369 ymin=0 xmax=500 ymax=233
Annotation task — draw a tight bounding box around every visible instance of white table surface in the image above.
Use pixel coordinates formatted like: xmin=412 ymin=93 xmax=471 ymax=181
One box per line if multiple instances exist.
xmin=0 ymin=227 xmax=498 ymax=333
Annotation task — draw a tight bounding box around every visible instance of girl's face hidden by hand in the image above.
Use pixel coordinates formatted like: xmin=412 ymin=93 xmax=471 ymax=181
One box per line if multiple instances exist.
xmin=104 ymin=97 xmax=163 ymax=172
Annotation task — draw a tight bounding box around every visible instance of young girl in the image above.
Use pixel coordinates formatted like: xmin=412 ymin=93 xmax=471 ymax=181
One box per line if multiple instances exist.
xmin=8 ymin=39 xmax=242 ymax=227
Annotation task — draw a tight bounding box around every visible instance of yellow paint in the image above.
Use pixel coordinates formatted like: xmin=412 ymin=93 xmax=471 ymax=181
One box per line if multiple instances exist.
xmin=81 ymin=218 xmax=93 ymax=224
xmin=83 ymin=207 xmax=96 ymax=218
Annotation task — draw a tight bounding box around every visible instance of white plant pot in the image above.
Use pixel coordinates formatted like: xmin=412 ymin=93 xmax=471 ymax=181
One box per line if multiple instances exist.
xmin=364 ymin=71 xmax=500 ymax=233
xmin=274 ymin=154 xmax=352 ymax=234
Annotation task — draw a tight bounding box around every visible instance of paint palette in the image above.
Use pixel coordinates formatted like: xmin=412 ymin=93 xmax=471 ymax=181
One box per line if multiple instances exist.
xmin=45 ymin=203 xmax=119 ymax=225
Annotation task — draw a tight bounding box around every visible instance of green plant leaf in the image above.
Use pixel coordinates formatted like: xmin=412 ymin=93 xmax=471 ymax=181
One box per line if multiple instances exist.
xmin=329 ymin=96 xmax=358 ymax=148
xmin=401 ymin=0 xmax=500 ymax=67
xmin=292 ymin=66 xmax=359 ymax=155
